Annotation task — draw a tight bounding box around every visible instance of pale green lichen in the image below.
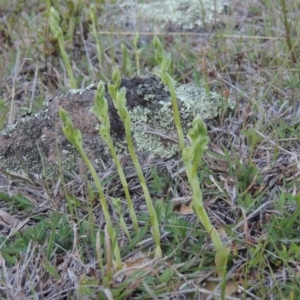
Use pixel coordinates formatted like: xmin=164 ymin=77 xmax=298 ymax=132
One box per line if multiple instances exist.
xmin=129 ymin=81 xmax=234 ymax=158
xmin=175 ymin=84 xmax=235 ymax=121
xmin=68 ymin=83 xmax=96 ymax=95
xmin=0 ymin=123 xmax=17 ymax=136
xmin=130 ymin=104 xmax=177 ymax=158
xmin=117 ymin=0 xmax=228 ymax=31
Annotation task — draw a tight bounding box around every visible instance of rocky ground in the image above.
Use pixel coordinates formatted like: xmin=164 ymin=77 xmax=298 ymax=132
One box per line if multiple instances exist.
xmin=1 ymin=0 xmax=300 ymax=299
xmin=0 ymin=74 xmax=232 ymax=179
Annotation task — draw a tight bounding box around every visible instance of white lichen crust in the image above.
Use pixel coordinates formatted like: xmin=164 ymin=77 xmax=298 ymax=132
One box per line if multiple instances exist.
xmin=129 ymin=81 xmax=234 ymax=159
xmin=117 ymin=0 xmax=228 ymax=31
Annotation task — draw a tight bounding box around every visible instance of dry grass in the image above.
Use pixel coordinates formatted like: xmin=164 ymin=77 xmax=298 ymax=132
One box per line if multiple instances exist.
xmin=0 ymin=0 xmax=300 ymax=299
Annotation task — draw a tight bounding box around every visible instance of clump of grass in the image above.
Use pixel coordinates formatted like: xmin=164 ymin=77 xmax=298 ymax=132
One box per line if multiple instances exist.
xmin=59 ymin=38 xmax=230 ymax=290
xmin=58 ymin=35 xmax=229 ymax=277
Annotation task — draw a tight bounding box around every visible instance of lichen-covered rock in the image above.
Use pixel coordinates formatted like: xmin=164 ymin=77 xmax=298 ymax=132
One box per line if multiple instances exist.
xmin=0 ymin=74 xmax=233 ymax=178
xmin=103 ymin=0 xmax=229 ymax=32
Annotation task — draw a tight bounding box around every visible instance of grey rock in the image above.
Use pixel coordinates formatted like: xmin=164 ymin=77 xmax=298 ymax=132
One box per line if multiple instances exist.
xmin=0 ymin=74 xmax=233 ymax=178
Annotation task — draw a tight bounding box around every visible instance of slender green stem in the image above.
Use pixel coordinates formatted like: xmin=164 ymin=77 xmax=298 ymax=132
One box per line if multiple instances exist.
xmin=77 ymin=140 xmax=122 ymax=269
xmin=49 ymin=7 xmax=76 ymax=88
xmin=133 ymin=32 xmax=140 ymax=76
xmin=280 ymin=0 xmax=297 ymax=64
xmin=90 ymin=81 xmax=139 ymax=232
xmin=108 ymin=69 xmax=162 ymax=257
xmin=111 ymin=198 xmax=131 ymax=239
xmin=121 ymin=43 xmax=132 ymax=76
xmin=124 ymin=131 xmax=161 ymax=257
xmin=59 ymin=108 xmax=122 ymax=270
xmin=153 ymin=37 xmax=184 ymax=150
xmin=182 ymin=116 xmax=229 ymax=277
xmin=90 ymin=5 xmax=103 ymax=68
xmin=165 ymin=73 xmax=185 ymax=150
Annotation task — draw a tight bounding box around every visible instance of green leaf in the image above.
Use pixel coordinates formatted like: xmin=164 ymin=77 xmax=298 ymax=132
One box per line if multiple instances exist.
xmin=153 ymin=36 xmax=164 ymax=65
xmin=112 ymin=67 xmax=121 ymax=90
xmin=0 ymin=192 xmax=33 ymax=211
xmin=121 ymin=224 xmax=149 ymax=256
xmin=159 ymin=266 xmax=176 ymax=283
xmin=42 ymin=262 xmax=61 ymax=280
